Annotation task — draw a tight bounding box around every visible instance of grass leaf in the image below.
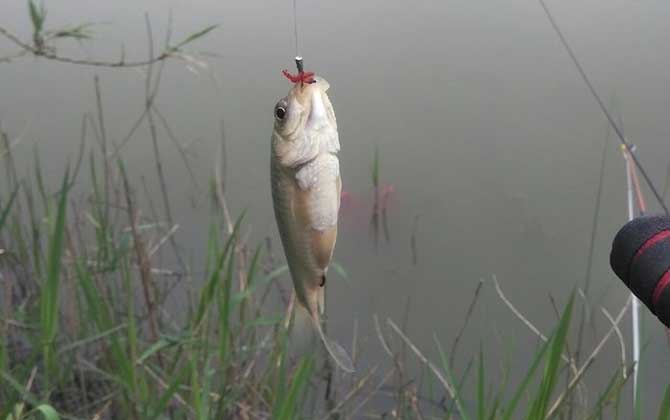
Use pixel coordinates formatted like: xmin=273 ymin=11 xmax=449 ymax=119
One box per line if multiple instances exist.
xmin=527 ymin=292 xmax=575 ymax=419
xmin=0 ymin=184 xmax=20 ymax=233
xmin=28 ymin=0 xmax=46 ymax=34
xmin=40 ymin=166 xmax=70 ymax=378
xmin=477 ymin=343 xmax=485 ymax=420
xmin=658 ymin=385 xmax=670 ymax=420
xmin=502 ymin=337 xmax=551 ymax=420
xmin=33 ymin=404 xmax=60 ymax=420
xmin=435 ymin=338 xmax=472 ymax=420
xmin=274 ymin=358 xmax=313 ymax=420
xmin=171 ymin=25 xmax=219 ymax=50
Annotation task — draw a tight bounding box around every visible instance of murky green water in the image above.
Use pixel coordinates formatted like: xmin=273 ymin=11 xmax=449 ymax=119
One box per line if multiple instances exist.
xmin=3 ymin=0 xmax=670 ymax=413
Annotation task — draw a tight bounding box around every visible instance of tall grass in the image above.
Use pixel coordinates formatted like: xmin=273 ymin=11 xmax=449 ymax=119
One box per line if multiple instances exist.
xmin=0 ymin=143 xmax=318 ymax=418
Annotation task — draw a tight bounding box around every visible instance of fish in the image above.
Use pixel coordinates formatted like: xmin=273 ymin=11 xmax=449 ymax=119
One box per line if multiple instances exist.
xmin=270 ymin=72 xmax=354 ymax=372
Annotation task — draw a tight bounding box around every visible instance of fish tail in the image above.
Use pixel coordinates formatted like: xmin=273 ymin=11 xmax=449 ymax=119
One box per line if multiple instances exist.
xmin=311 ymin=315 xmax=355 ymax=373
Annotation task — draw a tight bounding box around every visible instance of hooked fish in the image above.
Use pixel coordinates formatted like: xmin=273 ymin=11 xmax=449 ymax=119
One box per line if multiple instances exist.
xmin=270 ymin=69 xmax=354 ymax=372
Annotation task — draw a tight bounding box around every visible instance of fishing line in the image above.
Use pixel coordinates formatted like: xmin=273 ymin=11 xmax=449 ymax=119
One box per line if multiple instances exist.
xmin=536 ymin=0 xmax=669 ymax=215
xmin=289 ymin=0 xmax=306 ymax=78
xmin=292 ymin=0 xmax=300 ymax=58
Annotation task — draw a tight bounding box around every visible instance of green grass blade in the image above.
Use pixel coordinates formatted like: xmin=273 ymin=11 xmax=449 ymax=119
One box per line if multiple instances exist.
xmin=658 ymin=385 xmax=670 ymax=420
xmin=73 ymin=257 xmax=111 ymax=329
xmin=585 ymin=367 xmax=630 ymax=420
xmin=28 ymin=0 xmax=46 ymax=34
xmin=246 ymin=244 xmax=262 ymax=287
xmin=148 ymin=367 xmax=189 ymax=420
xmin=33 ymin=147 xmax=48 ymax=213
xmin=32 ymin=404 xmax=60 ymax=420
xmin=477 ymin=343 xmax=485 ymax=420
xmin=136 ymin=337 xmax=175 ymax=365
xmin=57 ymin=324 xmax=126 ymax=356
xmin=171 ymin=25 xmax=219 ymax=50
xmin=218 ymin=249 xmax=235 ymax=367
xmin=502 ymin=337 xmax=551 ymax=420
xmin=274 ymin=358 xmax=313 ymax=420
xmin=435 ymin=337 xmax=472 ymax=420
xmin=0 ymin=184 xmax=19 ymax=233
xmin=40 ymin=167 xmax=70 ymax=379
xmin=194 ymin=212 xmax=245 ymax=327
xmin=445 ymin=356 xmax=474 ymax=418
xmin=527 ymin=292 xmax=575 ymax=419
xmin=0 ymin=370 xmax=42 ymax=408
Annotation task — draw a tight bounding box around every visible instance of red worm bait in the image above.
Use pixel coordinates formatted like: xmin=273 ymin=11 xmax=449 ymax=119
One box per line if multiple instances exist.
xmin=282 ymin=69 xmax=315 ymax=84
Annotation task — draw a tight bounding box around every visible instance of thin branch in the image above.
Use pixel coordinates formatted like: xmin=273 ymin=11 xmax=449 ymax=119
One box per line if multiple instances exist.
xmin=602 ymin=306 xmax=627 ymax=379
xmin=0 ymin=27 xmax=32 ymax=50
xmin=347 ymin=368 xmax=395 ymax=419
xmin=215 ymin=135 xmax=234 ymax=234
xmin=148 ymin=223 xmax=180 ymax=258
xmin=386 ymin=319 xmax=458 ymax=400
xmin=0 ymin=49 xmax=29 ymax=63
xmin=119 ymin=162 xmax=162 ymax=366
xmin=373 ymin=314 xmax=393 ymax=357
xmin=492 ymin=276 xmax=579 ymax=375
xmin=0 ymin=25 xmax=171 ymax=67
xmin=449 ymin=278 xmax=484 ymax=368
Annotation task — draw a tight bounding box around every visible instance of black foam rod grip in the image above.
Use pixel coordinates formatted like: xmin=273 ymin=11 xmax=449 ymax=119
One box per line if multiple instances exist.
xmin=610 ymin=215 xmax=670 ymax=328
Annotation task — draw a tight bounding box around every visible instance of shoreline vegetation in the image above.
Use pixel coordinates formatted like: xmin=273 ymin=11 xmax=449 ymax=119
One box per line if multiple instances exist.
xmin=2 ymin=2 xmax=670 ymax=419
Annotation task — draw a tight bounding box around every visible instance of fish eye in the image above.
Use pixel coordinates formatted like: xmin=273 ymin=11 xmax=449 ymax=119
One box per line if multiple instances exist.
xmin=275 ymin=106 xmax=286 ymax=120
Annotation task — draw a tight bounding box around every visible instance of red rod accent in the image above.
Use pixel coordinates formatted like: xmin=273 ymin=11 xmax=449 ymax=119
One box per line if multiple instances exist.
xmin=653 ymin=270 xmax=670 ymax=310
xmin=633 ymin=230 xmax=670 ymax=263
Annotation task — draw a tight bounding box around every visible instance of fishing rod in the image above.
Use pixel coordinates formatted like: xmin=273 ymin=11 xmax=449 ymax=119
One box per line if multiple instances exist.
xmin=623 ymin=145 xmax=642 ymax=404
xmin=536 ymin=0 xmax=669 ymax=215
xmin=613 ymin=147 xmax=670 ymax=408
